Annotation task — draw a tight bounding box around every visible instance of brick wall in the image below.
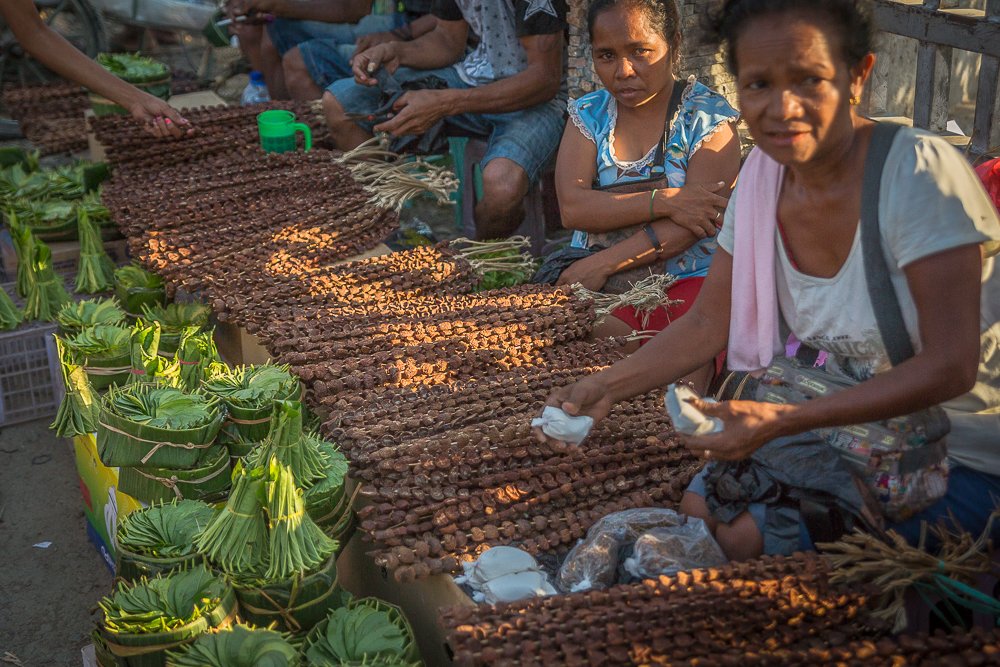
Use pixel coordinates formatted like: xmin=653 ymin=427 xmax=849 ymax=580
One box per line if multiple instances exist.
xmin=567 ymin=0 xmax=738 ymax=104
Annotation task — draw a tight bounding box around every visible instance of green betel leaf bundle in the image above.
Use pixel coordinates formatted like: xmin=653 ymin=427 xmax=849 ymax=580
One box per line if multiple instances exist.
xmin=204 ymin=363 xmax=301 ymax=446
xmin=97 ymin=52 xmax=169 ymax=83
xmin=51 ymin=337 xmax=100 ymax=437
xmin=117 ymin=500 xmax=217 ymax=559
xmin=97 ymin=565 xmax=230 ymax=635
xmin=141 ymin=302 xmax=212 ymax=355
xmin=9 ymin=214 xmax=37 ymax=298
xmin=114 ymin=263 xmax=165 ymax=316
xmin=176 ymin=327 xmax=220 ymax=392
xmin=56 ymin=297 xmax=126 ymax=334
xmin=305 ymin=604 xmax=417 ymax=666
xmin=264 ymin=457 xmax=338 ymax=581
xmin=165 ymin=625 xmax=299 ymax=667
xmin=64 ymin=323 xmax=131 ymax=390
xmin=0 ymin=286 xmax=23 ymax=331
xmin=20 ymin=236 xmax=71 ymax=320
xmin=107 ymin=383 xmax=216 ymax=430
xmin=195 ymin=463 xmax=270 ymax=577
xmin=130 ymin=320 xmax=179 ymax=385
xmin=249 ymin=400 xmax=328 ymax=487
xmin=74 ymin=207 xmax=116 ymax=293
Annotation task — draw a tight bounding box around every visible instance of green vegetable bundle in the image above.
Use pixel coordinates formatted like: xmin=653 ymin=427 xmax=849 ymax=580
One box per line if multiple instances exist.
xmin=195 ymin=463 xmax=270 ymax=577
xmin=176 ymin=327 xmax=220 ymax=392
xmin=51 ymin=338 xmax=100 ymax=438
xmin=304 ymin=599 xmax=420 ymax=666
xmin=97 ymin=565 xmax=236 ymax=665
xmin=0 ymin=287 xmax=23 ymax=331
xmin=451 ymin=237 xmax=538 ymax=292
xmin=97 ymin=52 xmax=170 ymax=83
xmin=9 ymin=213 xmax=35 ymax=298
xmin=56 ymin=297 xmax=126 ymax=335
xmin=165 ymin=625 xmax=298 ymax=667
xmin=64 ymin=323 xmax=131 ymax=389
xmin=130 ymin=320 xmax=179 ymax=385
xmin=98 ymin=382 xmax=225 ymax=468
xmin=249 ymin=400 xmax=327 ymax=487
xmin=116 ymin=500 xmax=216 ymax=581
xmin=115 ymin=264 xmax=165 ymax=316
xmin=203 ymin=363 xmax=301 ymax=448
xmin=7 ymin=197 xmax=78 ymax=241
xmin=305 ymin=441 xmax=353 ymax=541
xmin=141 ymin=302 xmax=211 ymax=355
xmin=75 ymin=207 xmax=116 ymax=293
xmin=22 ymin=240 xmax=71 ymax=320
xmin=0 ymin=157 xmax=86 ymax=204
xmin=264 ymin=457 xmax=338 ymax=581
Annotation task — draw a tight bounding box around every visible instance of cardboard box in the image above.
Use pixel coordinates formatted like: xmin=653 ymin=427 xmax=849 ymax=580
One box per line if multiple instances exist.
xmin=73 ymin=433 xmax=144 ymax=573
xmin=337 ymin=533 xmax=475 ymax=667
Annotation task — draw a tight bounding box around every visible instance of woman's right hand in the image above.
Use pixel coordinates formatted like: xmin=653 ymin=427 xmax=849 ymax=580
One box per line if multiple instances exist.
xmin=657 ymin=182 xmax=730 ymax=239
xmin=534 ymin=376 xmax=615 ymax=444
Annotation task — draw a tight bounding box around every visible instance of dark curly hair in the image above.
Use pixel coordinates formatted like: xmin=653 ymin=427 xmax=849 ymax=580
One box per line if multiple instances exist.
xmin=588 ymin=0 xmax=683 ymax=65
xmin=708 ymin=0 xmax=875 ymax=73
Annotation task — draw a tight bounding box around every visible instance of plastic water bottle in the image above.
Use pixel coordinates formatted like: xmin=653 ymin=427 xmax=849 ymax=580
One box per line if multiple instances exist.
xmin=241 ymin=71 xmax=270 ymax=105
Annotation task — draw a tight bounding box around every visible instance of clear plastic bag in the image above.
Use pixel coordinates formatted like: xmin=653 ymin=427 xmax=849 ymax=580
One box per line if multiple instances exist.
xmin=557 ymin=508 xmax=728 ymax=592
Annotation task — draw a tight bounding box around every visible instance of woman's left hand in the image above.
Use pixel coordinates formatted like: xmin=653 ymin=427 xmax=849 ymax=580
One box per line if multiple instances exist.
xmin=680 ymin=398 xmax=794 ymax=461
xmin=556 ymin=254 xmax=611 ymax=292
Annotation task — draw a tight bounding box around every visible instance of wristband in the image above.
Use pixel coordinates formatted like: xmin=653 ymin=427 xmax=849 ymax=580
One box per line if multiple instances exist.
xmin=649 ymin=188 xmax=658 ymax=222
xmin=642 ymin=224 xmax=663 ymax=255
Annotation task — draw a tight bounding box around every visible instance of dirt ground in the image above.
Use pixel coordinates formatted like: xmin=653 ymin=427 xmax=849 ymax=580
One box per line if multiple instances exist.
xmin=0 ymin=419 xmax=113 ymax=666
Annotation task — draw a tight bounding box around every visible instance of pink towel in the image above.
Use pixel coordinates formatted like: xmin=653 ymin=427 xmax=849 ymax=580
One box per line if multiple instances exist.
xmin=727 ymin=147 xmax=786 ymax=372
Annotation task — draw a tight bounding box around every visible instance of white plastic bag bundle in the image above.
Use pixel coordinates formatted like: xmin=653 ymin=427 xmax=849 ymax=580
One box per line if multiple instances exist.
xmin=455 ymin=546 xmax=556 ymax=604
xmin=530 ymin=406 xmax=593 ymax=444
xmin=664 ymin=383 xmax=723 ymax=435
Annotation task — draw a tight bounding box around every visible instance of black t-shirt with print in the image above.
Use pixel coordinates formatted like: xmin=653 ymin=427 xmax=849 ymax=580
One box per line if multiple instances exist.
xmin=431 ymin=0 xmax=568 ymax=36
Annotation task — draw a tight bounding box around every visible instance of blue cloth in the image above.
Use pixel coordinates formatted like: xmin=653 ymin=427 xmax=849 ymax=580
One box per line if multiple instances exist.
xmin=567 ymin=79 xmax=739 ymax=280
xmin=267 ymin=14 xmax=403 ymax=57
xmin=327 ymin=65 xmax=566 ymax=183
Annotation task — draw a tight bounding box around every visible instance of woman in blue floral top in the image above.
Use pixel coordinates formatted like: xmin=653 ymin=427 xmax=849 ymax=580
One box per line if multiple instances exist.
xmin=555 ymin=0 xmax=741 ymax=390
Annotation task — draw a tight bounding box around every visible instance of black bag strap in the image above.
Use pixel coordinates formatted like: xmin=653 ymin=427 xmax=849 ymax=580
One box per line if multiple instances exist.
xmin=860 ymin=122 xmax=912 ymax=367
xmin=650 ymin=79 xmax=687 ymax=168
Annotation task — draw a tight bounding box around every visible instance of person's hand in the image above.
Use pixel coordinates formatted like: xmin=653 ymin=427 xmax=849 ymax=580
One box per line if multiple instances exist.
xmin=534 ymin=376 xmax=615 ymax=445
xmin=374 ymin=89 xmax=448 ymax=136
xmin=226 ymin=0 xmax=276 ymax=20
xmin=128 ymin=93 xmax=193 ymax=139
xmin=555 ymin=254 xmax=611 ymax=292
xmin=657 ymin=182 xmax=730 ymax=240
xmin=352 ymin=43 xmax=400 ymax=86
xmin=352 ymin=30 xmax=401 ymax=62
xmin=679 ymin=398 xmax=793 ymax=461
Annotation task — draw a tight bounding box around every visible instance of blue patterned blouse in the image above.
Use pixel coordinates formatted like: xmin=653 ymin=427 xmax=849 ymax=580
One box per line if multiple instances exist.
xmin=567 ymin=77 xmax=739 ymax=279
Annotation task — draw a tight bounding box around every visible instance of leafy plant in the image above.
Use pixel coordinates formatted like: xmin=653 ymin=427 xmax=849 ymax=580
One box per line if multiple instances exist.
xmin=106 ymin=383 xmax=218 ymax=430
xmin=165 ymin=625 xmax=298 ymax=666
xmin=56 ymin=298 xmax=126 ymax=333
xmin=264 ymin=458 xmax=338 ymax=580
xmin=196 ymin=463 xmax=269 ymax=577
xmin=22 ymin=239 xmax=71 ymax=320
xmin=248 ymin=400 xmax=328 ymax=487
xmin=74 ymin=207 xmax=116 ymax=293
xmin=115 ymin=263 xmax=165 ymax=290
xmin=97 ymin=52 xmax=169 ymax=83
xmin=176 ymin=327 xmax=220 ymax=392
xmin=64 ymin=324 xmax=131 ymax=358
xmin=117 ymin=500 xmax=217 ymax=559
xmin=98 ymin=565 xmax=227 ymax=635
xmin=0 ymin=287 xmax=23 ymax=331
xmin=306 ymin=605 xmax=413 ymax=666
xmin=203 ymin=363 xmax=298 ymax=409
xmin=50 ymin=338 xmax=100 ymax=437
xmin=141 ymin=302 xmax=211 ymax=334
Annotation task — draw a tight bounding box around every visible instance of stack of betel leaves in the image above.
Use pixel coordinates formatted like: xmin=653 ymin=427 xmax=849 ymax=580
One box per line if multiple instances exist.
xmin=63 ymin=323 xmax=132 ymax=390
xmin=302 ymin=598 xmax=422 ymax=666
xmin=140 ymin=302 xmax=211 ymax=356
xmin=51 ymin=337 xmax=100 ymax=437
xmin=115 ymin=264 xmax=165 ymax=318
xmin=195 ymin=455 xmax=341 ymax=633
xmin=94 ymin=53 xmax=171 ymax=115
xmin=165 ymin=625 xmax=299 ymax=667
xmin=98 ymin=382 xmax=230 ymax=504
xmin=75 ymin=207 xmax=117 ymax=294
xmin=203 ymin=363 xmax=302 ymax=458
xmin=93 ymin=565 xmax=236 ymax=666
xmin=12 ymin=221 xmax=71 ymax=321
xmin=115 ymin=499 xmax=216 ymax=581
xmin=56 ymin=297 xmax=126 ymax=335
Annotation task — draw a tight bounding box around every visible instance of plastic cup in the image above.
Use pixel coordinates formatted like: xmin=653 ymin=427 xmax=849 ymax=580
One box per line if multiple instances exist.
xmin=257 ymin=110 xmax=312 ymax=154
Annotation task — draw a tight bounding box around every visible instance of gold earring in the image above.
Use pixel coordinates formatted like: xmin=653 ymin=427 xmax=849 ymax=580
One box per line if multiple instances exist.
xmin=850 ymin=95 xmax=861 ymax=106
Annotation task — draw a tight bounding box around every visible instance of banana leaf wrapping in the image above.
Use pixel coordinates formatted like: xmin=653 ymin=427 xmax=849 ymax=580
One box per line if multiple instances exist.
xmin=75 ymin=206 xmax=116 ymax=294
xmin=118 ymin=446 xmax=232 ymax=505
xmin=65 ymin=324 xmax=132 ymax=390
xmin=129 ymin=321 xmax=180 ymax=386
xmin=203 ymin=364 xmax=302 ymax=448
xmin=115 ymin=264 xmax=166 ymax=318
xmin=0 ymin=286 xmax=23 ymax=331
xmin=97 ymin=384 xmax=225 ymax=469
xmin=305 ymin=443 xmax=354 ymax=539
xmin=232 ymin=551 xmax=347 ymax=634
xmin=175 ymin=327 xmax=219 ymax=392
xmin=115 ymin=500 xmax=216 ymax=582
xmin=51 ymin=337 xmax=101 ymax=438
xmin=56 ymin=297 xmax=126 ymax=336
xmin=303 ymin=597 xmax=421 ymax=666
xmin=164 ymin=625 xmax=298 ymax=667
xmin=141 ymin=303 xmax=211 ymax=357
xmin=96 ymin=566 xmax=237 ymax=667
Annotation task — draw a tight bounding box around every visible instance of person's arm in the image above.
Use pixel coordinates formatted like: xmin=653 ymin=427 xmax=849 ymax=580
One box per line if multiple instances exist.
xmin=541 ymin=248 xmax=735 ymax=428
xmin=352 ymin=13 xmax=438 ymax=57
xmin=372 ymin=30 xmax=562 ymax=137
xmin=556 ymin=123 xmax=741 ymax=290
xmin=230 ymin=0 xmax=371 ymax=23
xmin=353 ymin=17 xmax=467 ymax=84
xmin=0 ymin=0 xmax=190 ymax=138
xmin=686 ymin=244 xmax=983 ymax=461
xmin=556 ymin=120 xmax=737 ymax=239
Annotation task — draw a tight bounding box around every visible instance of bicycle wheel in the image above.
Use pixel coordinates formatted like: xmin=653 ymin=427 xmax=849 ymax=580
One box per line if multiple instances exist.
xmin=0 ymin=0 xmax=110 ymax=89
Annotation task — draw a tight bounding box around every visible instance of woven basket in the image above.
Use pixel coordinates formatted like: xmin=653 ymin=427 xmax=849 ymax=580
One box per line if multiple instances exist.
xmin=97 ymin=399 xmax=226 ymax=469
xmin=217 ymin=383 xmax=303 ymax=446
xmin=97 ymin=584 xmax=237 ymax=667
xmin=233 ymin=553 xmax=345 ymax=634
xmin=84 ymin=349 xmax=132 ymax=391
xmin=302 ymin=596 xmax=420 ymax=665
xmin=117 ymin=446 xmax=232 ymax=504
xmin=115 ymin=546 xmax=206 ymax=584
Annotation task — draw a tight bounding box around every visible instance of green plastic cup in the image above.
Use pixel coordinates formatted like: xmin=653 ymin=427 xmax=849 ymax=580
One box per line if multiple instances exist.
xmin=257 ymin=110 xmax=312 ymax=153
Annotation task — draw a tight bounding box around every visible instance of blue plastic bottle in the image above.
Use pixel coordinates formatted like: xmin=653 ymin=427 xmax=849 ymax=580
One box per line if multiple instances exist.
xmin=241 ymin=71 xmax=270 ymax=105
